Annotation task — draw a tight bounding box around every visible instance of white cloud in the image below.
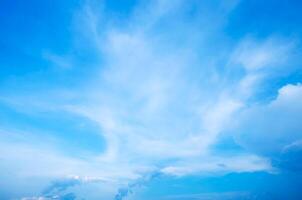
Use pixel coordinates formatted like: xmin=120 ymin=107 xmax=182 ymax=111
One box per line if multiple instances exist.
xmin=236 ymin=83 xmax=302 ymax=156
xmin=161 ymin=154 xmax=271 ymax=176
xmin=2 ymin=1 xmax=301 ymax=199
xmin=231 ymin=37 xmax=294 ymax=71
xmin=1 ymin=0 xmax=278 ymax=181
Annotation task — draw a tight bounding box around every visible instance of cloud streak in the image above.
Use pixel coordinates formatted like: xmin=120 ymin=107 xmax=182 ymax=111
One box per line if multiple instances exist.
xmin=0 ymin=0 xmax=301 ymax=199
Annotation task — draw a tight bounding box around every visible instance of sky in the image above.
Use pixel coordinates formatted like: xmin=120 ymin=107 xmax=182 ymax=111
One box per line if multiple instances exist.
xmin=0 ymin=0 xmax=302 ymax=199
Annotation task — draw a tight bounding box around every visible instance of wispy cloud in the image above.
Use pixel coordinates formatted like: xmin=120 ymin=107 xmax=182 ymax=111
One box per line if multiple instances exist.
xmin=43 ymin=51 xmax=73 ymax=69
xmin=0 ymin=0 xmax=301 ymax=199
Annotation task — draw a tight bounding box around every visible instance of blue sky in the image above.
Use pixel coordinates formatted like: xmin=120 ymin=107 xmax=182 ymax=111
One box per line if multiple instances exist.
xmin=1 ymin=0 xmax=302 ymax=199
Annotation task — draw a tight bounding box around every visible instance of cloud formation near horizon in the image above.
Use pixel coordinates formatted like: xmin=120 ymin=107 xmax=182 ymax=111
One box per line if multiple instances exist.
xmin=0 ymin=0 xmax=302 ymax=199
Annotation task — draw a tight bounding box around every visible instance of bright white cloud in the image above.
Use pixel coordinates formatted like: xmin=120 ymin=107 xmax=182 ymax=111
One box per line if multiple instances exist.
xmin=236 ymin=83 xmax=302 ymax=156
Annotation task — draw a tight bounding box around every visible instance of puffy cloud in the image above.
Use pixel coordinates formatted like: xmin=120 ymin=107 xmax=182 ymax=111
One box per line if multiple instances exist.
xmin=236 ymin=83 xmax=302 ymax=162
